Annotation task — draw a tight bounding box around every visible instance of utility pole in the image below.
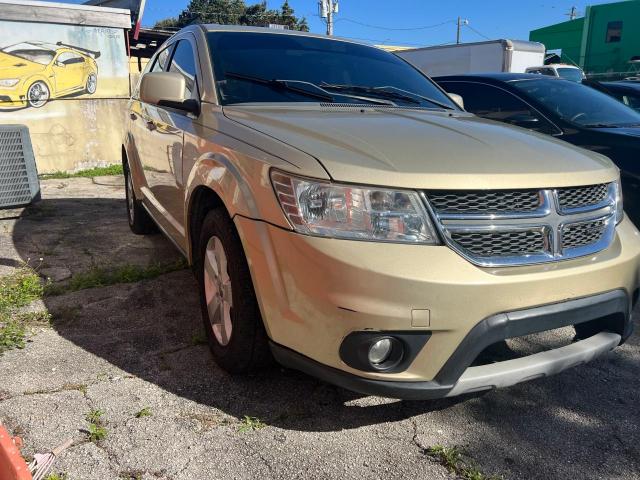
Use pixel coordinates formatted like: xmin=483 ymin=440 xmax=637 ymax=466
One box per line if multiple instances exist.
xmin=566 ymin=6 xmax=579 ymax=20
xmin=456 ymin=17 xmax=468 ymax=44
xmin=319 ymin=0 xmax=339 ymax=36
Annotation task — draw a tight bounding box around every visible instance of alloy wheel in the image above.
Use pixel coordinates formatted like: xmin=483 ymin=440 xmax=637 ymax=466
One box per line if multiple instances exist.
xmin=203 ymin=236 xmax=233 ymax=346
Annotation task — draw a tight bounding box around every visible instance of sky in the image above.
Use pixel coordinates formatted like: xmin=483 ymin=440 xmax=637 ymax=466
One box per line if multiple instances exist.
xmin=59 ymin=0 xmax=618 ymax=47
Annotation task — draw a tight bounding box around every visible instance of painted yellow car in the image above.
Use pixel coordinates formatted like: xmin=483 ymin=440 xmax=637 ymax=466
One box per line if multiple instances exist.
xmin=0 ymin=41 xmax=99 ymax=109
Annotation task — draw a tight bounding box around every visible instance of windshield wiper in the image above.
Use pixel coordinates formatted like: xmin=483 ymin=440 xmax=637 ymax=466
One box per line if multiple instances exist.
xmin=320 ymin=83 xmax=455 ymax=110
xmin=582 ymin=123 xmax=622 ymax=128
xmin=224 ymin=72 xmax=398 ymax=106
xmin=224 ymin=72 xmax=336 ymax=102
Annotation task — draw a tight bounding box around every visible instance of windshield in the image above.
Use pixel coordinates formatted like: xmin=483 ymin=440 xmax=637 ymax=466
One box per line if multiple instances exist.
xmin=1 ymin=43 xmax=55 ymax=65
xmin=207 ymin=32 xmax=456 ymax=109
xmin=512 ymin=77 xmax=640 ymax=127
xmin=556 ymin=68 xmax=584 ymax=82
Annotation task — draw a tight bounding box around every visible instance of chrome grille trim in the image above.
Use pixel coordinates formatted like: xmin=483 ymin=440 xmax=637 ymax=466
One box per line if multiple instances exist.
xmin=423 ymin=183 xmax=618 ymax=267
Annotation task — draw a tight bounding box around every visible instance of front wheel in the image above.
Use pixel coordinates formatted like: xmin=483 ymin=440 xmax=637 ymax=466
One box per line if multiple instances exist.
xmin=196 ymin=208 xmax=271 ymax=373
xmin=85 ymin=73 xmax=97 ymax=94
xmin=27 ymin=81 xmax=50 ymax=108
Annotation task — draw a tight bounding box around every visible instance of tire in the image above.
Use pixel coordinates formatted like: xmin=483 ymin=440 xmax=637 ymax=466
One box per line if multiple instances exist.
xmin=27 ymin=81 xmax=50 ymax=108
xmin=124 ymin=163 xmax=156 ymax=235
xmin=85 ymin=73 xmax=97 ymax=94
xmin=195 ymin=208 xmax=272 ymax=373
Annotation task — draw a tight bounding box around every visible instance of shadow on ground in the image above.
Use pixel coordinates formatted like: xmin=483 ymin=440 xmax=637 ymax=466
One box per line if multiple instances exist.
xmin=7 ymin=195 xmax=640 ymax=479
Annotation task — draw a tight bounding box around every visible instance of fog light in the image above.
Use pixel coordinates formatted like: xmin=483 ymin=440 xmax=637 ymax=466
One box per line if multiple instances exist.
xmin=368 ymin=338 xmax=393 ymax=365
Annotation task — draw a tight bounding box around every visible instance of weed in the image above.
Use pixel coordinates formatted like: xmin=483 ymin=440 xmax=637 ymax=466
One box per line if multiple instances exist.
xmin=45 ymin=260 xmax=188 ymax=296
xmin=86 ymin=409 xmax=104 ymax=424
xmin=135 ymin=407 xmax=152 ymax=418
xmin=0 ymin=268 xmax=43 ymax=314
xmin=0 ymin=267 xmax=47 ymax=354
xmin=85 ymin=408 xmax=107 ymax=443
xmin=45 ymin=473 xmax=68 ymax=480
xmin=0 ymin=320 xmax=26 ymax=353
xmin=87 ymin=423 xmax=107 ymax=443
xmin=238 ymin=415 xmax=266 ymax=433
xmin=40 ymin=164 xmax=123 ymax=179
xmin=426 ymin=445 xmax=502 ymax=480
xmin=63 ymin=383 xmax=88 ymax=395
xmin=119 ymin=470 xmax=143 ymax=480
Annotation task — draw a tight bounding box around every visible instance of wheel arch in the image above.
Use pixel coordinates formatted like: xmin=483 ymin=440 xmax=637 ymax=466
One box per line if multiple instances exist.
xmin=187 ymin=185 xmax=228 ymax=265
xmin=184 ymin=152 xmax=263 ymax=264
xmin=25 ymin=76 xmax=53 ymax=96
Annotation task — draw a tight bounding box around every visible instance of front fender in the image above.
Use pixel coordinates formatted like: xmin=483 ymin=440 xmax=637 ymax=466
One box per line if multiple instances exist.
xmin=185 ymin=152 xmax=260 ymax=218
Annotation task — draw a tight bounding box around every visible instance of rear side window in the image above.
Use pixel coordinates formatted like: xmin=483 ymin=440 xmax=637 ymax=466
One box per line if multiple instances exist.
xmin=439 ymin=81 xmax=558 ymax=134
xmin=168 ymin=40 xmax=198 ymax=100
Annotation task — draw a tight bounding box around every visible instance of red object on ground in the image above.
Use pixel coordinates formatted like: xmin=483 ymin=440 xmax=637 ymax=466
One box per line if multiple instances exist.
xmin=0 ymin=425 xmax=32 ymax=480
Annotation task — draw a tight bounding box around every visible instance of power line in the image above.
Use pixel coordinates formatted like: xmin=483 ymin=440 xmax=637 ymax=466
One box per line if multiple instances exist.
xmin=335 ymin=18 xmax=456 ymax=31
xmin=464 ymin=23 xmax=492 ymax=41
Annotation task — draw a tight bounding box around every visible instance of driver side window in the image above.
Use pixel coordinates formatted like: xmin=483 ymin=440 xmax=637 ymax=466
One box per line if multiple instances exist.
xmin=439 ymin=81 xmax=559 ymax=135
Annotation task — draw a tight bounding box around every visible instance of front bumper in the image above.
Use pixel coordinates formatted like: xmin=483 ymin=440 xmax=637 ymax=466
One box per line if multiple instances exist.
xmin=234 ymin=215 xmax=640 ymax=396
xmin=271 ymin=289 xmax=630 ymax=399
xmin=0 ymin=89 xmax=27 ymax=109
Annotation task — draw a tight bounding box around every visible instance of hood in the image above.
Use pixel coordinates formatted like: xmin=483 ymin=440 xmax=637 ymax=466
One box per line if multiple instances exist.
xmin=223 ymin=105 xmax=618 ymax=190
xmin=0 ymin=51 xmax=46 ymax=76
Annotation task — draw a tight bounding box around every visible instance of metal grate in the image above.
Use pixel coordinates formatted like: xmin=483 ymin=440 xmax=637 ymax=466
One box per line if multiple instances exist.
xmin=557 ymin=184 xmax=608 ymax=210
xmin=562 ymin=219 xmax=607 ymax=250
xmin=0 ymin=125 xmax=39 ymax=208
xmin=449 ymin=230 xmax=547 ymax=257
xmin=427 ymin=190 xmax=541 ymax=214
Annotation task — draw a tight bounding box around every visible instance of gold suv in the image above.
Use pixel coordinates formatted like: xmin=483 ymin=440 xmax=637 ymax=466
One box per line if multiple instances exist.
xmin=123 ymin=25 xmax=640 ymax=399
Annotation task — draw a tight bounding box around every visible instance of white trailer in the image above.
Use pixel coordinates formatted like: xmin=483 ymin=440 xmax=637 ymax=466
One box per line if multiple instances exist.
xmin=396 ymin=39 xmax=546 ymax=77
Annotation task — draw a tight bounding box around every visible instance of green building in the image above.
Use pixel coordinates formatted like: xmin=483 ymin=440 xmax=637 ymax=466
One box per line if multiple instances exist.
xmin=530 ymin=0 xmax=640 ymax=79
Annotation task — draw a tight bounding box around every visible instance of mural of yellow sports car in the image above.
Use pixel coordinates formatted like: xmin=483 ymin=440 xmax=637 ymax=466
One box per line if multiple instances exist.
xmin=0 ymin=41 xmax=100 ymax=109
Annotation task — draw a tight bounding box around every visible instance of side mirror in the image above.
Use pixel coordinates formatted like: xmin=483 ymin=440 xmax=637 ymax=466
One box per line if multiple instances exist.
xmin=55 ymin=61 xmax=65 ymax=68
xmin=139 ymin=72 xmax=199 ymax=115
xmin=447 ymin=92 xmax=464 ymax=110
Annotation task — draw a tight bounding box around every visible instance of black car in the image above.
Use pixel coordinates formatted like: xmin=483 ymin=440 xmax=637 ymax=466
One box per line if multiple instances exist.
xmin=435 ymin=73 xmax=640 ymax=221
xmin=584 ymin=80 xmax=640 ymax=113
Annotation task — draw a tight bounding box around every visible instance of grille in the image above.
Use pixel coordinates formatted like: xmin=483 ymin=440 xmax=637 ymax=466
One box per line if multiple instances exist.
xmin=427 ymin=190 xmax=541 ymax=214
xmin=557 ymin=184 xmax=608 ymax=210
xmin=562 ymin=219 xmax=607 ymax=250
xmin=450 ymin=230 xmax=546 ymax=257
xmin=0 ymin=125 xmax=39 ymax=208
xmin=428 ymin=184 xmax=616 ymax=266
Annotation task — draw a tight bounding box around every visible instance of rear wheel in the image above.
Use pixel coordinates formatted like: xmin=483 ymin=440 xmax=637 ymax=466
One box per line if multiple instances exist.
xmin=85 ymin=73 xmax=97 ymax=94
xmin=196 ymin=208 xmax=271 ymax=373
xmin=124 ymin=163 xmax=156 ymax=235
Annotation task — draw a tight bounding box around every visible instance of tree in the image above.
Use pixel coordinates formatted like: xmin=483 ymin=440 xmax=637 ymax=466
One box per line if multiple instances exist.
xmin=153 ymin=0 xmax=309 ymax=31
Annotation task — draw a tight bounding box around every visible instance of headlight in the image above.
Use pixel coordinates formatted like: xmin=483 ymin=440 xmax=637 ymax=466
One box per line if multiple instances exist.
xmin=271 ymin=170 xmax=440 ymax=244
xmin=614 ymin=179 xmax=623 ymax=224
xmin=0 ymin=79 xmax=19 ymax=88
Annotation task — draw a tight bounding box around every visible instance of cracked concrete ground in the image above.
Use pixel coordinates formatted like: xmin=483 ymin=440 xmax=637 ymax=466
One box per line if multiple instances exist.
xmin=0 ymin=177 xmax=639 ymax=480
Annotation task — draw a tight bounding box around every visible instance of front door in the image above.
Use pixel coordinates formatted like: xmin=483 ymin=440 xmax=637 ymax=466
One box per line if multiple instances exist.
xmin=51 ymin=51 xmax=85 ymax=93
xmin=133 ymin=37 xmax=201 ymax=247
